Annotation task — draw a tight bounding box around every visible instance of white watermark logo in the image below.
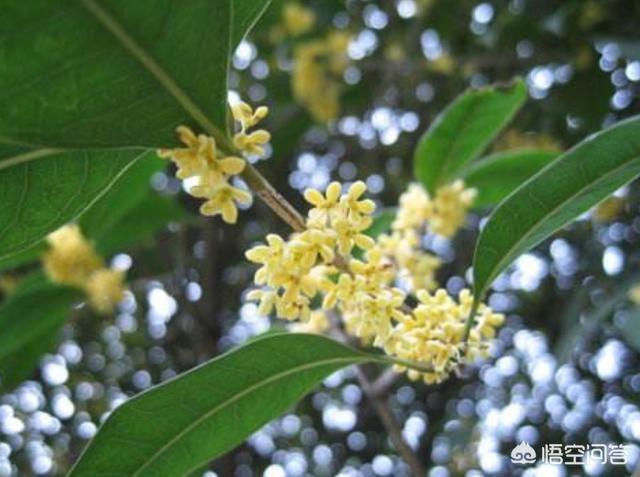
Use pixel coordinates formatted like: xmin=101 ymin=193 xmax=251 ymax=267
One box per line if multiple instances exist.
xmin=510 ymin=442 xmax=628 ymax=466
xmin=510 ymin=441 xmax=536 ymax=464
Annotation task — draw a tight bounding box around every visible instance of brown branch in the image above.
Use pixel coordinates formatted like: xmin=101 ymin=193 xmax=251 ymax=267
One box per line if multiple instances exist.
xmin=241 ymin=164 xmax=306 ymax=233
xmin=356 ymin=366 xmax=426 ymax=477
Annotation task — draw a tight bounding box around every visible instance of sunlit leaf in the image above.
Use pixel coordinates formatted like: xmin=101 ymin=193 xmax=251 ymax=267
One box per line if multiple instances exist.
xmin=414 ymin=79 xmax=527 ymax=194
xmin=473 ymin=116 xmax=640 ymax=301
xmin=69 ymin=333 xmax=378 ymax=477
xmin=0 ymin=0 xmax=271 ymax=257
xmin=460 ymin=149 xmax=558 ymax=208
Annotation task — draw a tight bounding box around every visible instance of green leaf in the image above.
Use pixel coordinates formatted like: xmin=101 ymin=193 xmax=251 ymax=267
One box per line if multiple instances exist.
xmin=365 ymin=208 xmax=397 ymax=238
xmin=0 ymin=151 xmax=164 ymax=270
xmin=95 ymin=191 xmax=189 ymax=255
xmin=460 ymin=149 xmax=559 ymax=208
xmin=473 ymin=116 xmax=640 ymax=301
xmin=0 ymin=0 xmax=271 ymax=257
xmin=0 ymin=149 xmax=148 ymax=260
xmin=0 ymin=278 xmax=80 ymax=391
xmin=0 ymin=0 xmax=270 ymax=149
xmin=80 ymin=152 xmax=165 ymax=240
xmin=414 ymin=79 xmax=527 ymax=194
xmin=69 ymin=333 xmax=377 ymax=477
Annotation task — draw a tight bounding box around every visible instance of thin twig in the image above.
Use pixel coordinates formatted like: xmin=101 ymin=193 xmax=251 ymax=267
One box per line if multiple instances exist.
xmin=327 ymin=312 xmax=425 ymax=477
xmin=356 ymin=367 xmax=426 ymax=477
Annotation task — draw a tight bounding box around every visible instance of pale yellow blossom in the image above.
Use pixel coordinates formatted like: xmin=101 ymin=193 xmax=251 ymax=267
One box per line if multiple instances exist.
xmin=282 ymin=2 xmax=315 ymax=36
xmin=85 ymin=268 xmax=126 ymax=315
xmin=158 ymin=99 xmax=269 ymax=224
xmin=292 ymin=31 xmax=351 ymax=123
xmin=42 ymin=224 xmax=126 ymax=314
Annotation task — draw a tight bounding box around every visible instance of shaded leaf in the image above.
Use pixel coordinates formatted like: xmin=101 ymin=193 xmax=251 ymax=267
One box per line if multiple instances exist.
xmin=69 ymin=333 xmax=377 ymax=477
xmin=0 ymin=0 xmax=271 ymax=257
xmin=414 ymin=79 xmax=527 ymax=193
xmin=473 ymin=116 xmax=640 ymax=300
xmin=0 ymin=149 xmax=148 ymax=259
xmin=95 ymin=191 xmax=190 ymax=255
xmin=460 ymin=150 xmax=558 ymax=208
xmin=80 ymin=152 xmax=165 ymax=240
xmin=0 ymin=151 xmax=163 ymax=270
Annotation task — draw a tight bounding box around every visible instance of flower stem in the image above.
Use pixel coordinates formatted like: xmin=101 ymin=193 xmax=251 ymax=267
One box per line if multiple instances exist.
xmin=240 ymin=165 xmax=306 ymax=232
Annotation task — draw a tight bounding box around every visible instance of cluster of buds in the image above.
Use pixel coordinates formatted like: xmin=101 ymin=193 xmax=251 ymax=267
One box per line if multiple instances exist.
xmin=270 ymin=2 xmax=316 ymax=42
xmin=292 ymin=31 xmax=352 ymax=123
xmin=158 ymin=100 xmax=270 ymax=224
xmin=42 ymin=225 xmax=126 ymax=314
xmin=245 ymin=179 xmax=502 ymax=383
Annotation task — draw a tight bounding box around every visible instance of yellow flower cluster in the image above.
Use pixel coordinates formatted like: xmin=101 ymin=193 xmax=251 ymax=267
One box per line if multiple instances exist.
xmin=42 ymin=224 xmax=125 ymax=314
xmin=158 ymin=101 xmax=270 ymax=223
xmin=292 ymin=31 xmax=351 ymax=123
xmin=246 ymin=181 xmax=376 ymax=322
xmin=385 ymin=289 xmax=504 ymax=384
xmin=269 ymin=2 xmax=315 ymax=43
xmin=375 ymin=181 xmax=475 ymax=293
xmin=282 ymin=2 xmax=315 ymax=37
xmin=390 ymin=181 xmax=476 ymax=238
xmin=245 ymin=180 xmax=502 ymax=383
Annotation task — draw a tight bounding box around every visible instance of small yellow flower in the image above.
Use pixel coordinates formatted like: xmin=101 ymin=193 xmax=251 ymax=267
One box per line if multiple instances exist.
xmin=84 ymin=268 xmax=126 ymax=315
xmin=157 ymin=126 xmax=211 ymax=180
xmin=385 ymin=289 xmax=503 ymax=383
xmin=289 ymin=309 xmax=329 ymax=334
xmin=42 ymin=224 xmax=103 ymax=287
xmin=42 ymin=224 xmax=128 ymax=315
xmin=158 ymin=99 xmax=269 ymax=224
xmin=392 ymin=183 xmax=433 ymax=232
xmin=348 ymin=247 xmax=394 ymax=290
xmin=429 ymin=180 xmax=476 ymax=237
xmin=245 ymin=233 xmax=288 ymax=285
xmin=233 ymin=129 xmax=271 ymax=158
xmin=289 ymin=229 xmax=336 ymax=266
xmin=243 ymin=178 xmax=502 ymax=385
xmin=333 ymin=217 xmax=375 ymax=255
xmin=232 ymin=101 xmax=271 ymax=158
xmin=195 ymin=182 xmax=252 ymax=224
xmin=341 ymin=181 xmax=376 ymax=221
xmin=304 ymin=181 xmax=343 ymax=227
xmin=232 ymin=102 xmax=269 ymax=129
xmin=282 ymin=2 xmax=316 ymax=36
xmin=291 ymin=30 xmax=351 ymax=123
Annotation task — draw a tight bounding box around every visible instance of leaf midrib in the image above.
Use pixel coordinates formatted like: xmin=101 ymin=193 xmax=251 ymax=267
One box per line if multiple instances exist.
xmin=437 ymin=94 xmax=486 ymax=184
xmin=81 ymin=354 xmax=371 ymax=477
xmin=76 ymin=0 xmax=228 ymax=146
xmin=475 ymin=155 xmax=640 ymax=297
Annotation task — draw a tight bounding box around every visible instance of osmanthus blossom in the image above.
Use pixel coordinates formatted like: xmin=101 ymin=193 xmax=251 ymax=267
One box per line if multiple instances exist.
xmin=42 ymin=224 xmax=125 ymax=314
xmin=158 ymin=99 xmax=501 ymax=384
xmin=158 ymin=99 xmax=269 ymax=224
xmin=244 ymin=178 xmax=501 ymax=383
